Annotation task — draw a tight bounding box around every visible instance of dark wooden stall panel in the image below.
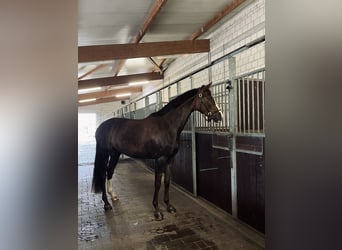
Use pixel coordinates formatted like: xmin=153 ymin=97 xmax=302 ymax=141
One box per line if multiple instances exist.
xmin=196 ymin=132 xmax=232 ymax=213
xmin=173 ymin=132 xmax=193 ymax=193
xmin=236 ymin=136 xmax=263 ymax=153
xmin=236 ymin=151 xmax=265 ymax=233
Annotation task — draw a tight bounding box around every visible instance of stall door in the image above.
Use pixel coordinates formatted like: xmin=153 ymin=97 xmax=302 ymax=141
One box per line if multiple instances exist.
xmin=196 ymin=133 xmax=231 ymax=213
xmin=237 ymin=152 xmax=265 ymax=233
xmin=173 ymin=132 xmax=193 ymax=193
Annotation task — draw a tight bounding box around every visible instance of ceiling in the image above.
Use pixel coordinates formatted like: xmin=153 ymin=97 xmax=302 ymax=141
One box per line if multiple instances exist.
xmin=78 ymin=0 xmax=248 ymax=106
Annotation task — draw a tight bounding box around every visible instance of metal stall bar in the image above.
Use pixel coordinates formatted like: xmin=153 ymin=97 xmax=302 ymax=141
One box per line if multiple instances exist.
xmin=228 ymin=56 xmax=238 ymax=218
xmin=222 ymin=81 xmax=229 ymax=130
xmin=247 ymin=77 xmax=250 ymax=133
xmin=238 ymin=79 xmax=241 ymax=133
xmin=213 ymin=83 xmax=217 ymax=130
xmin=252 ymin=75 xmax=255 ymax=132
xmin=132 ymin=102 xmax=136 ymax=119
xmin=190 ymin=76 xmax=197 ymax=196
xmin=257 ymin=75 xmax=260 ymax=132
xmin=213 ymin=83 xmax=218 ymax=130
xmin=223 ymin=83 xmax=227 ymax=130
xmin=128 ymin=101 xmax=131 ymax=118
xmin=262 ymin=70 xmax=265 ymax=133
xmin=242 ymin=77 xmax=246 ymax=133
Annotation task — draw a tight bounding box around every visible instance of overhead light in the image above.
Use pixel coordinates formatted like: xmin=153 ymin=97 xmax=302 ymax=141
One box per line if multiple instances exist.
xmin=78 ymin=87 xmax=102 ymax=94
xmin=128 ymin=80 xmax=148 ymax=86
xmin=115 ymin=93 xmax=131 ymax=98
xmin=79 ymin=98 xmax=96 ymax=103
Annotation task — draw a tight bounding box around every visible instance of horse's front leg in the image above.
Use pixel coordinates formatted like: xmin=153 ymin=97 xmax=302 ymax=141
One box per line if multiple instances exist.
xmin=164 ymin=162 xmax=176 ymax=214
xmin=152 ymin=166 xmax=163 ymax=220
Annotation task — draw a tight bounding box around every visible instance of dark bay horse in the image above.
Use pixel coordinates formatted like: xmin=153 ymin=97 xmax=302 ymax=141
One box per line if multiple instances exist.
xmin=92 ymin=83 xmax=222 ymax=220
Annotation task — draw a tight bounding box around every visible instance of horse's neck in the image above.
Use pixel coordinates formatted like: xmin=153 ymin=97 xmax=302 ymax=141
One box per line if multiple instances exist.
xmin=163 ymin=98 xmax=194 ymax=134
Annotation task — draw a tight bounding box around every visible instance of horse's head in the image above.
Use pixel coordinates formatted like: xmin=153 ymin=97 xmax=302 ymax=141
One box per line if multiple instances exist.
xmin=194 ymin=83 xmax=222 ymax=123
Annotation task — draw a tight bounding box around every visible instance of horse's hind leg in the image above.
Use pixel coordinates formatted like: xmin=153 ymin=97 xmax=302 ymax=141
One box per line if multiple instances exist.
xmin=107 ymin=150 xmax=121 ymax=201
xmin=93 ymin=146 xmax=112 ymax=210
xmin=164 ymin=160 xmax=176 ymax=214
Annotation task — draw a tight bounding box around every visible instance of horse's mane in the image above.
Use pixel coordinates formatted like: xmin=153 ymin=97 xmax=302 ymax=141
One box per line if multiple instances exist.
xmin=150 ymin=88 xmax=198 ymax=117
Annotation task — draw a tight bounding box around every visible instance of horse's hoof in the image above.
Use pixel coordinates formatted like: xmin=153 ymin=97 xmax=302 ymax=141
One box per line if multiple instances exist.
xmin=111 ymin=196 xmax=119 ymax=201
xmin=104 ymin=204 xmax=112 ymax=211
xmin=154 ymin=211 xmax=164 ymax=221
xmin=167 ymin=205 xmax=177 ymax=214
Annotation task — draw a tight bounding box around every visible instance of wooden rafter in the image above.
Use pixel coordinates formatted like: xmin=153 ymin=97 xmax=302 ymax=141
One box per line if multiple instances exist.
xmin=78 ymin=72 xmax=163 ymax=89
xmin=188 ymin=0 xmax=247 ymax=40
xmin=78 ymin=39 xmax=210 ymax=63
xmin=78 ymin=86 xmax=142 ymax=101
xmin=134 ymin=0 xmax=168 ymax=43
xmin=78 ymin=64 xmax=106 ymax=80
xmin=147 ymin=57 xmax=163 ymax=73
xmin=114 ymin=0 xmax=168 ymax=76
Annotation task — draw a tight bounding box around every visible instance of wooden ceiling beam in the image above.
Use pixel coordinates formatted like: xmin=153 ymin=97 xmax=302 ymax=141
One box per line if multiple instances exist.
xmin=147 ymin=57 xmax=163 ymax=73
xmin=188 ymin=0 xmax=247 ymax=40
xmin=78 ymin=86 xmax=142 ymax=101
xmin=78 ymin=64 xmax=105 ymax=80
xmin=134 ymin=0 xmax=168 ymax=43
xmin=78 ymin=72 xmax=163 ymax=89
xmin=78 ymin=39 xmax=210 ymax=62
xmin=114 ymin=0 xmax=168 ymax=76
xmin=78 ymin=96 xmax=130 ymax=107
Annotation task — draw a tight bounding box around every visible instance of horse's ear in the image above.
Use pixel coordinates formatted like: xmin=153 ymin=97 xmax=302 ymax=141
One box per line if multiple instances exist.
xmin=204 ymin=82 xmax=212 ymax=89
xmin=200 ymin=82 xmax=212 ymax=90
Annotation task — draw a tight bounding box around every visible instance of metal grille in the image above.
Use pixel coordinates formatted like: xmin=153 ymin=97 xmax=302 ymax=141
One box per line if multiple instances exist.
xmin=235 ymin=68 xmax=265 ymax=135
xmin=112 ymin=68 xmax=265 ymax=137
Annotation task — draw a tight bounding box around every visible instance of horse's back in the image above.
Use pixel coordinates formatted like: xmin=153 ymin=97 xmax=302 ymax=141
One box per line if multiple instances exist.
xmin=95 ymin=117 xmax=148 ymax=145
xmin=95 ymin=118 xmax=128 ymax=147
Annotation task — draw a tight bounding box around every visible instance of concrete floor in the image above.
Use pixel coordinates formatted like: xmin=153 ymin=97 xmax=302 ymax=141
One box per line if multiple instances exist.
xmin=78 ymin=159 xmax=265 ymax=250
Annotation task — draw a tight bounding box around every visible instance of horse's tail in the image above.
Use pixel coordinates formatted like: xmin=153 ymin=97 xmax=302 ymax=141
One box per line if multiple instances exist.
xmin=92 ymin=143 xmax=108 ymax=193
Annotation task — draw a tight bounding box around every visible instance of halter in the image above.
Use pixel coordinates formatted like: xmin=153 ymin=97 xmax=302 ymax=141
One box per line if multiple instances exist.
xmin=197 ymin=92 xmax=221 ymax=121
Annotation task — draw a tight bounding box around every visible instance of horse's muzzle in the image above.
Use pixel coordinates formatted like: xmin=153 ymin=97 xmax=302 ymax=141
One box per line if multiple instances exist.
xmin=208 ymin=110 xmax=222 ymax=123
